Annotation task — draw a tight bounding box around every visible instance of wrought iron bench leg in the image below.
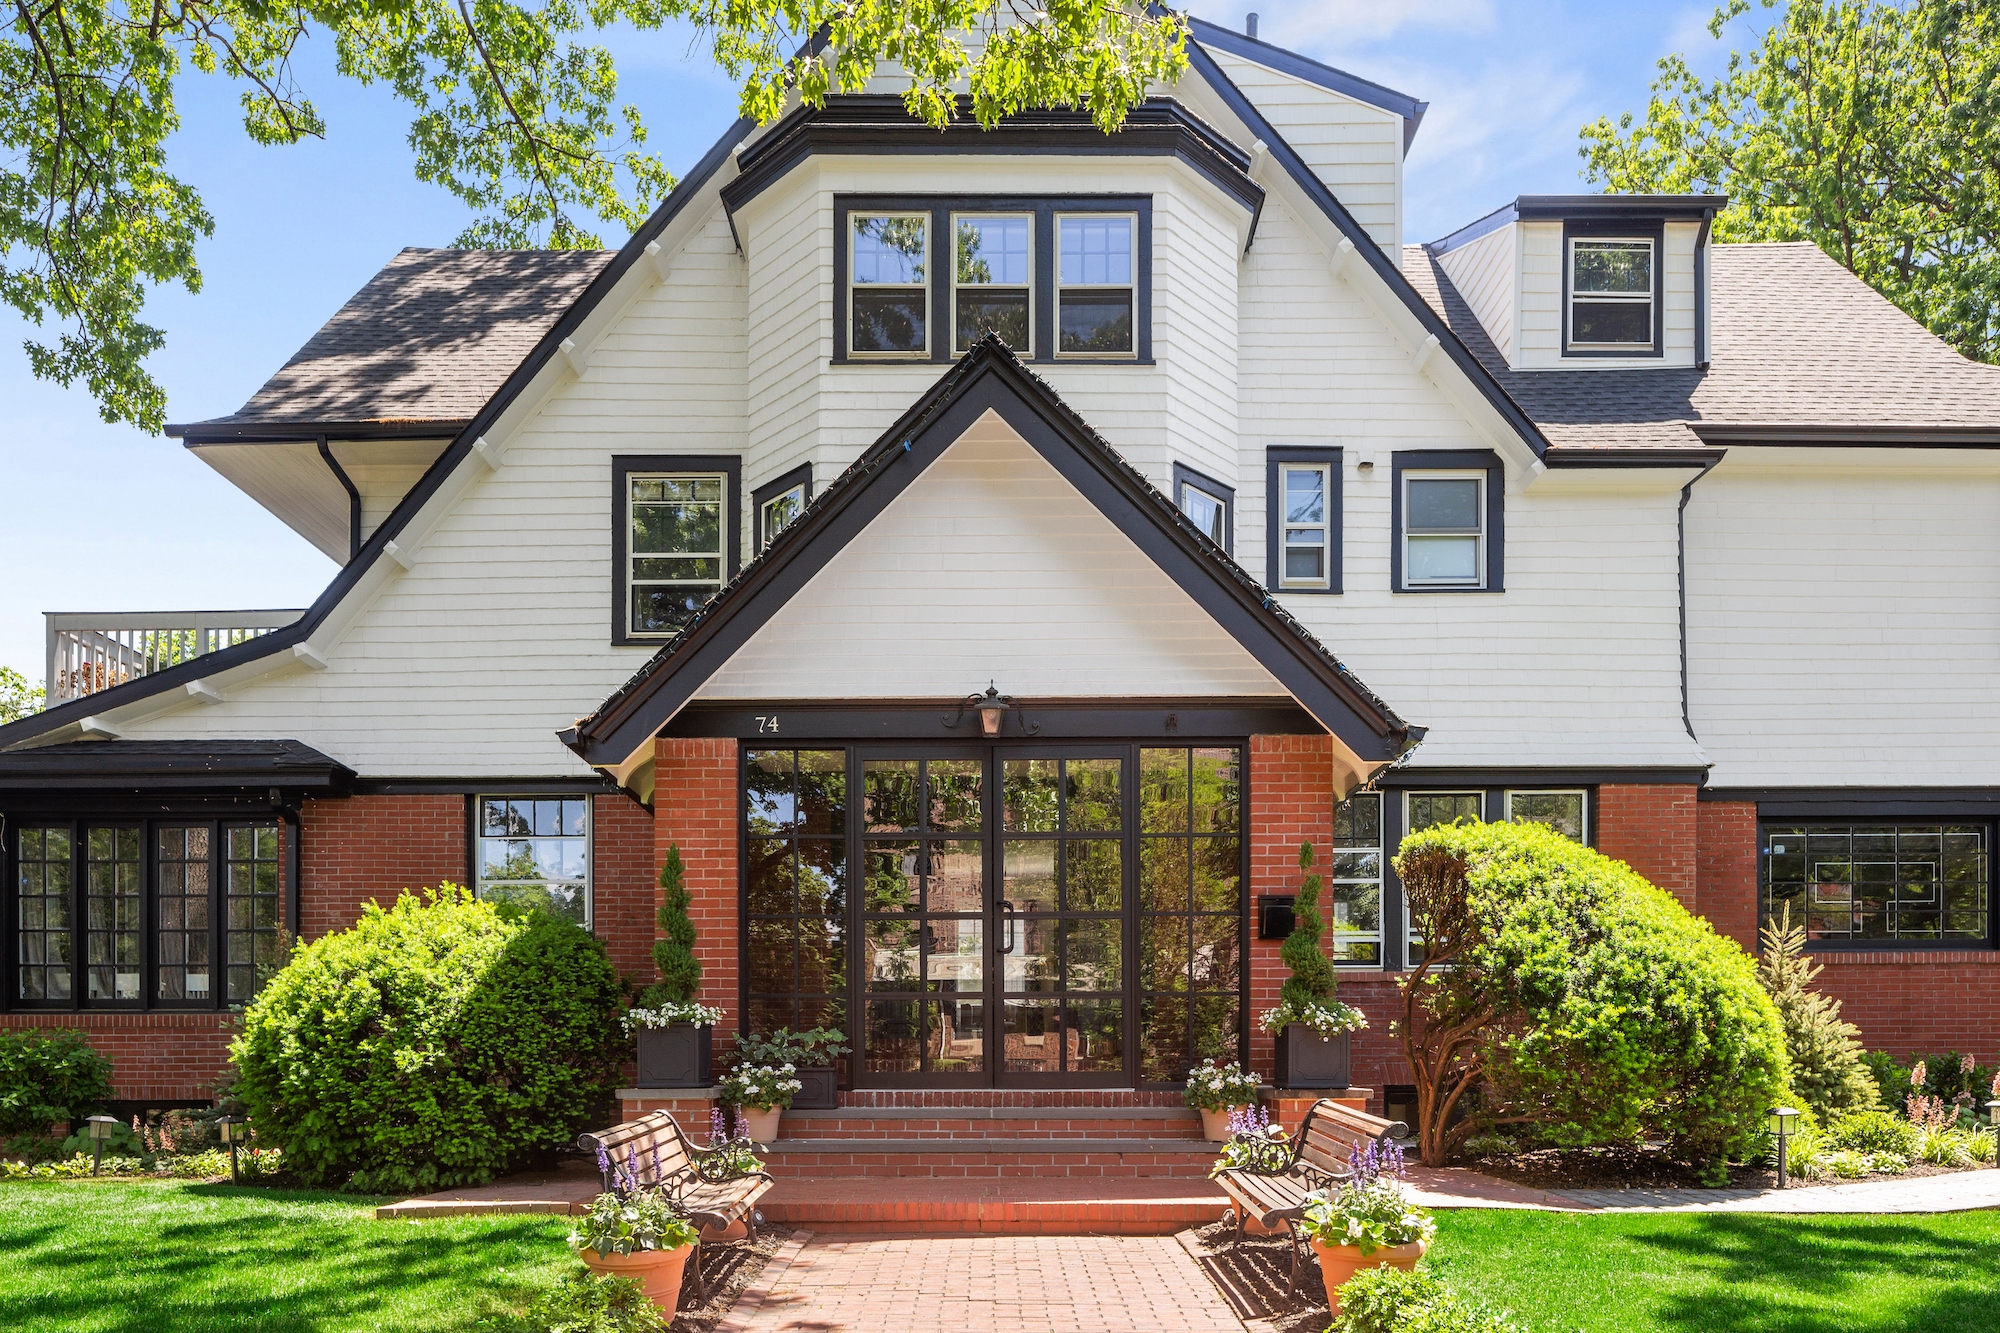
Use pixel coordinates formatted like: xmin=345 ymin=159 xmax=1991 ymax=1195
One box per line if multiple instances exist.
xmin=1284 ymin=1219 xmax=1303 ymax=1298
xmin=687 ymin=1239 xmax=709 ymax=1303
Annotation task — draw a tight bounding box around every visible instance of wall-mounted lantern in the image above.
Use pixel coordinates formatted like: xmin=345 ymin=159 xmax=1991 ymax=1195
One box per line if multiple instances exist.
xmin=945 ymin=683 xmax=1039 ymax=737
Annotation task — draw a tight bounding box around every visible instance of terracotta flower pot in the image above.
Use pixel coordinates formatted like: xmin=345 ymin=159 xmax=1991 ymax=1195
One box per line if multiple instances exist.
xmin=1308 ymin=1237 xmax=1428 ymax=1313
xmin=579 ymin=1242 xmax=696 ymax=1313
xmin=700 ymin=1217 xmax=749 ymax=1242
xmin=739 ymin=1105 xmax=782 ymax=1142
xmin=1200 ymin=1106 xmax=1253 ymax=1143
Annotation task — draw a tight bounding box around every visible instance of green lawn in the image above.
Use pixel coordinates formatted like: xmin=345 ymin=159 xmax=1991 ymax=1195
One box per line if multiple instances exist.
xmin=0 ymin=1180 xmax=575 ymax=1333
xmin=1427 ymin=1208 xmax=2000 ymax=1333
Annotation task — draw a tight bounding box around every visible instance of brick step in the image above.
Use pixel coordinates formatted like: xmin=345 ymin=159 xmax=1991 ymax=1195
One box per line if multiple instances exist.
xmin=774 ymin=1106 xmax=1208 ymax=1141
xmin=759 ymin=1175 xmax=1232 ymax=1234
xmin=759 ymin=1140 xmax=1222 ymax=1179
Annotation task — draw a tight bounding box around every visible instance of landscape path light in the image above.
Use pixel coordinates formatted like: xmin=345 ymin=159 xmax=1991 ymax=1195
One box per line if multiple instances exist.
xmin=84 ymin=1115 xmax=121 ymax=1176
xmin=216 ymin=1116 xmax=245 ymax=1184
xmin=1770 ymin=1106 xmax=1801 ymax=1189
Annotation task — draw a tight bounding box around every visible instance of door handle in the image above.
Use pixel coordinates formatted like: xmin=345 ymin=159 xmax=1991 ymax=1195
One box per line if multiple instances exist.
xmin=997 ymin=899 xmax=1017 ymax=955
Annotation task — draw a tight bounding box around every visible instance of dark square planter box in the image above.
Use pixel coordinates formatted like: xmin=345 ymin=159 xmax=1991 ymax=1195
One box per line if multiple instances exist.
xmin=635 ymin=1024 xmax=713 ymax=1089
xmin=791 ymin=1065 xmax=839 ymax=1110
xmin=1274 ymin=1025 xmax=1351 ymax=1090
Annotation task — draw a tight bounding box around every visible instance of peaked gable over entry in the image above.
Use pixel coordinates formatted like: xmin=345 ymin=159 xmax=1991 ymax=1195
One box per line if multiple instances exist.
xmin=565 ymin=340 xmax=1418 ymax=791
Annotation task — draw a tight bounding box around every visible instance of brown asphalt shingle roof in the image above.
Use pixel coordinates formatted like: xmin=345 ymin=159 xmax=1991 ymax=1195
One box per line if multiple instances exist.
xmin=1405 ymin=240 xmax=2000 ymax=448
xmin=184 ymin=247 xmax=614 ymax=431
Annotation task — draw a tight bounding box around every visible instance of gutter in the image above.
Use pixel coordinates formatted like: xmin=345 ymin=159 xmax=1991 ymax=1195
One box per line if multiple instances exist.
xmin=317 ymin=436 xmax=363 ymax=562
xmin=1677 ymin=450 xmax=1726 ymax=741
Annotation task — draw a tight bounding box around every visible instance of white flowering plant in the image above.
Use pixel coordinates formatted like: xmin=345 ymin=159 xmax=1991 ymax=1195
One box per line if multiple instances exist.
xmin=622 ymin=1002 xmax=726 ymax=1032
xmin=718 ymin=1063 xmax=803 ymax=1110
xmin=1297 ymin=1138 xmax=1435 ymax=1256
xmin=1258 ymin=998 xmax=1367 ymax=1037
xmin=1184 ymin=1058 xmax=1262 ymax=1111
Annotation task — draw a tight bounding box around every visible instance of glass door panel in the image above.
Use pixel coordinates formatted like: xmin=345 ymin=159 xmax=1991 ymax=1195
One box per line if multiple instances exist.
xmin=860 ymin=755 xmax=987 ymax=1078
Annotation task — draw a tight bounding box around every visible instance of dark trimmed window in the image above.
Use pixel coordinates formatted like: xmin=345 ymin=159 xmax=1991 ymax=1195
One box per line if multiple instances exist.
xmin=1329 ymin=792 xmax=1381 ymax=964
xmin=1137 ymin=747 xmax=1243 ymax=1083
xmin=1563 ymin=220 xmax=1664 ymax=358
xmin=834 ymin=195 xmax=1152 ymax=365
xmin=1763 ymin=822 xmax=1992 ymax=947
xmin=476 ymin=796 xmax=591 ymax=927
xmin=745 ymin=750 xmax=849 ymax=1035
xmin=1265 ymin=447 xmax=1342 ymax=593
xmin=1391 ymin=450 xmax=1504 ymax=593
xmin=753 ymin=464 xmax=813 ymax=553
xmin=1507 ymin=789 xmax=1588 ymax=842
xmin=10 ymin=818 xmax=283 ymax=1009
xmin=611 ymin=454 xmax=742 ymax=644
xmin=1173 ymin=464 xmax=1234 ymax=555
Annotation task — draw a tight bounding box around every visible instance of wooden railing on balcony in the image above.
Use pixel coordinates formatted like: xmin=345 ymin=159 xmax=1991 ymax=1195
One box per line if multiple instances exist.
xmin=45 ymin=610 xmax=306 ymax=704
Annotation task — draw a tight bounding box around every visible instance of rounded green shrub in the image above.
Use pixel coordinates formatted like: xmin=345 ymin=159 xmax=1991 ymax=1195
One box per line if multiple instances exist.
xmin=0 ymin=1028 xmax=114 ymax=1135
xmin=1396 ymin=820 xmax=1790 ymax=1162
xmin=230 ymin=886 xmax=625 ymax=1193
xmin=1825 ymin=1108 xmax=1920 ymax=1156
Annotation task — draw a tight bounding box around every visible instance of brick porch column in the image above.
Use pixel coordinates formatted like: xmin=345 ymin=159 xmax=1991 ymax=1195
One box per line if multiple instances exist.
xmin=654 ymin=737 xmax=740 ymax=1042
xmin=1596 ymin=783 xmax=1699 ymax=912
xmin=1247 ymin=735 xmax=1336 ymax=1084
xmin=1695 ymin=799 xmax=1759 ymax=950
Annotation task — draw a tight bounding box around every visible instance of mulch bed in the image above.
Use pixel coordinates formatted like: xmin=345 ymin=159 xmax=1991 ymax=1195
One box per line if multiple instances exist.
xmin=1462 ymin=1143 xmax=1968 ymax=1192
xmin=672 ymin=1228 xmax=788 ymax=1333
xmin=1185 ymin=1218 xmax=1330 ymax=1333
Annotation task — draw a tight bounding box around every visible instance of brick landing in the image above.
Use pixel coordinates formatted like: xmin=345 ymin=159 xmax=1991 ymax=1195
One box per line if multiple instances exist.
xmin=761 ymin=1176 xmax=1231 ymax=1235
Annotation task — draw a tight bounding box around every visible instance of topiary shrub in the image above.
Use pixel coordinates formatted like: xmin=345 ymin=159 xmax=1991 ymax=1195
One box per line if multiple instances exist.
xmin=0 ymin=1028 xmax=114 ymax=1136
xmin=1757 ymin=905 xmax=1879 ymax=1120
xmin=1394 ymin=821 xmax=1789 ymax=1164
xmin=636 ymin=844 xmax=701 ymax=1008
xmin=230 ymin=886 xmax=624 ymax=1193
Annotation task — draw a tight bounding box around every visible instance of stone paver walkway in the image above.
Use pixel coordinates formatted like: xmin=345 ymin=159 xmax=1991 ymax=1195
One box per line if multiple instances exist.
xmin=1553 ymin=1168 xmax=2000 ymax=1213
xmin=717 ymin=1230 xmax=1246 ymax=1333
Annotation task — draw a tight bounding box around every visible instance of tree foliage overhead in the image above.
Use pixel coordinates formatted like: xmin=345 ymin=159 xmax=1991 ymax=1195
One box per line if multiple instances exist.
xmin=1580 ymin=0 xmax=2000 ymax=364
xmin=1 ymin=0 xmax=1188 ymax=433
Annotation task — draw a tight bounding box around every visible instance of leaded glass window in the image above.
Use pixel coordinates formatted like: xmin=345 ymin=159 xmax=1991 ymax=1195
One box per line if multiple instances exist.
xmin=1763 ymin=823 xmax=1990 ymax=944
xmin=156 ymin=826 xmax=212 ymax=1001
xmin=84 ymin=827 xmax=141 ymax=1002
xmin=1137 ymin=747 xmax=1243 ymax=1082
xmin=16 ymin=827 xmax=72 ymax=1001
xmin=225 ymin=827 xmax=282 ymax=1002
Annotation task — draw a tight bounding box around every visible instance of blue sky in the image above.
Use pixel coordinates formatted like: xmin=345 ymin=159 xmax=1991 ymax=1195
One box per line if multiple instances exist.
xmin=0 ymin=1 xmax=1758 ymax=684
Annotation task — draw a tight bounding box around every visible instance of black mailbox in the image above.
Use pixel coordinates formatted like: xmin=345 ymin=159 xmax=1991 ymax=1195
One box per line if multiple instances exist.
xmin=1257 ymin=894 xmax=1296 ymax=940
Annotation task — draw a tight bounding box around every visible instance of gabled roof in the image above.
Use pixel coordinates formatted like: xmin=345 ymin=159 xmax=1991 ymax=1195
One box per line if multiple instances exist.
xmin=1405 ymin=241 xmax=2000 ymax=450
xmin=167 ymin=249 xmax=614 ymax=444
xmin=1186 ymin=18 xmax=1428 ymax=151
xmin=564 ymin=337 xmax=1418 ymax=772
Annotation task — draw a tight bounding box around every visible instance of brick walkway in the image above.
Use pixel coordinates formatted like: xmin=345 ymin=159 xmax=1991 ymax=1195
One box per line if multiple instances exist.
xmin=717 ymin=1231 xmax=1247 ymax=1332
xmin=1552 ymin=1168 xmax=2000 ymax=1213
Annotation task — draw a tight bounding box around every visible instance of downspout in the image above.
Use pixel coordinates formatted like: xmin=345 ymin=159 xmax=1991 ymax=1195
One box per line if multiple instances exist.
xmin=1678 ymin=453 xmax=1724 ymax=740
xmin=317 ymin=436 xmax=363 ymax=562
xmin=274 ymin=792 xmax=303 ymax=947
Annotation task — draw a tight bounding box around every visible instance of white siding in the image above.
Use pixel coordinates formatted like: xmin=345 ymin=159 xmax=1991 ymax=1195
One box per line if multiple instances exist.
xmin=1208 ymin=49 xmax=1404 ymax=253
xmin=1517 ymin=221 xmax=1562 ymax=366
xmin=1433 ymin=222 xmax=1516 ymax=366
xmin=698 ymin=411 xmax=1284 ymax=700
xmin=1687 ymin=451 xmax=2000 ymax=786
xmin=1518 ymin=220 xmax=1699 ymax=371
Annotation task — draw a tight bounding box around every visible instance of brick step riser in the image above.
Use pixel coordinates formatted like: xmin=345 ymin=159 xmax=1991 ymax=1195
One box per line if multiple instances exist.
xmin=763 ymin=1216 xmax=1219 ymax=1235
xmin=763 ymin=1160 xmax=1223 ymax=1179
xmin=774 ymin=1122 xmax=1208 ymax=1142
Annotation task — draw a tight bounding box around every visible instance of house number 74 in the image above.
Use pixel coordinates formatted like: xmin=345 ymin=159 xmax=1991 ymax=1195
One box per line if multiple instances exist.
xmin=755 ymin=716 xmax=780 ymax=733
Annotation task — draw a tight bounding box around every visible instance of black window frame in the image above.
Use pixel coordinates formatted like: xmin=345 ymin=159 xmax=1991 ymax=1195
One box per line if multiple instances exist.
xmin=833 ymin=195 xmax=1154 ymax=366
xmin=1172 ymin=463 xmax=1235 ymax=557
xmin=1760 ymin=818 xmax=1996 ymax=953
xmin=1264 ymin=446 xmax=1343 ymax=594
xmin=1562 ymin=219 xmax=1665 ymax=360
xmin=610 ymin=454 xmax=743 ymax=646
xmin=5 ymin=814 xmax=286 ymax=1012
xmin=752 ymin=464 xmax=814 ymax=553
xmin=1390 ymin=449 xmax=1505 ymax=594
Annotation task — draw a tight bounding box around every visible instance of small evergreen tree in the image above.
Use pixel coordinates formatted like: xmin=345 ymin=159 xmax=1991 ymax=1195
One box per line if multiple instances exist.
xmin=1757 ymin=904 xmax=1880 ymax=1120
xmin=1279 ymin=841 xmax=1339 ymax=1013
xmin=640 ymin=844 xmax=702 ymax=1007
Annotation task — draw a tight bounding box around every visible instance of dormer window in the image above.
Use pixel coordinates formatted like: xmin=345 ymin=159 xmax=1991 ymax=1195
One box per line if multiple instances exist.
xmin=1567 ymin=236 xmax=1655 ymax=352
xmin=850 ymin=213 xmax=929 ymax=356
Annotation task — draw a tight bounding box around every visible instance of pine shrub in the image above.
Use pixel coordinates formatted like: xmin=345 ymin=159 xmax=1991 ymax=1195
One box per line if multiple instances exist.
xmin=638 ymin=844 xmax=701 ymax=1007
xmin=1755 ymin=905 xmax=1880 ymax=1120
xmin=230 ymin=887 xmax=625 ymax=1192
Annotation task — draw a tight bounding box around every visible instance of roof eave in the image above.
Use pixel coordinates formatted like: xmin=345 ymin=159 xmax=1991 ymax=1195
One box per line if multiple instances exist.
xmin=171 ymin=420 xmax=470 ymax=444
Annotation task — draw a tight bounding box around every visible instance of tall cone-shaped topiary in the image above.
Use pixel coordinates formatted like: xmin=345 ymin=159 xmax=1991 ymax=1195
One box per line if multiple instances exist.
xmin=1757 ymin=903 xmax=1879 ymax=1120
xmin=1280 ymin=840 xmax=1338 ymax=1011
xmin=642 ymin=844 xmax=701 ymax=1006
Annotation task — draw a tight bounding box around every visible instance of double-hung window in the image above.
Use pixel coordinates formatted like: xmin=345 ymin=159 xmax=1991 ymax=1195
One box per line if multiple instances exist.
xmin=850 ymin=213 xmax=930 ymax=356
xmin=1265 ymin=447 xmax=1342 ymax=593
xmin=12 ymin=819 xmax=281 ymax=1009
xmin=1057 ymin=214 xmax=1137 ymax=356
xmin=477 ymin=796 xmax=592 ymax=927
xmin=1568 ymin=236 xmax=1655 ymax=351
xmin=1403 ymin=473 xmax=1485 ymax=587
xmin=614 ymin=456 xmax=740 ymax=643
xmin=953 ymin=214 xmax=1032 ymax=353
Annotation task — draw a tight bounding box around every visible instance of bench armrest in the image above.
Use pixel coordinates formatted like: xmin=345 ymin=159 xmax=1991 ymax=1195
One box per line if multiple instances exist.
xmin=688 ymin=1142 xmax=772 ymax=1185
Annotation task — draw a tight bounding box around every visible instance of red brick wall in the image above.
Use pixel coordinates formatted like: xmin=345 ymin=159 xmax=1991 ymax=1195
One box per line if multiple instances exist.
xmin=1246 ymin=736 xmax=1404 ymax=1107
xmin=0 ymin=1013 xmax=234 ymax=1104
xmin=1597 ymin=783 xmax=1699 ymax=909
xmin=655 ymin=737 xmax=740 ymax=1041
xmin=1813 ymin=953 xmax=2000 ymax=1061
xmin=298 ymin=794 xmax=467 ymax=939
xmin=1696 ymin=799 xmax=1759 ymax=949
xmin=592 ymin=794 xmax=659 ymax=984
